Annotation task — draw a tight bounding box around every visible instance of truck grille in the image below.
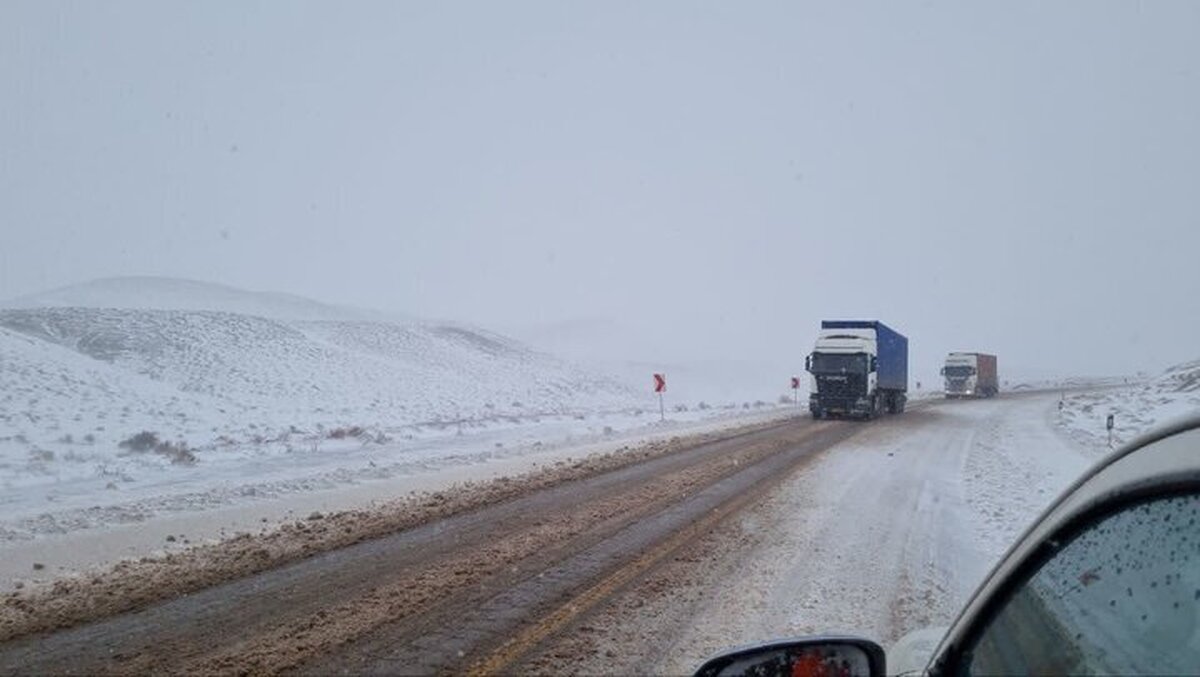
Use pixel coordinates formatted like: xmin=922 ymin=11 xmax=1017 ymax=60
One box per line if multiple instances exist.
xmin=816 ymin=375 xmax=864 ymax=399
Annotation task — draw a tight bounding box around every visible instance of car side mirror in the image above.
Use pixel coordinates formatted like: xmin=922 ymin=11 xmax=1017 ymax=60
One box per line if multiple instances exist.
xmin=694 ymin=636 xmax=885 ymax=677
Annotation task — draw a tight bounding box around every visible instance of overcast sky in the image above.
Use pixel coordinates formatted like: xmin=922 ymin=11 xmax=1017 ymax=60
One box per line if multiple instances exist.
xmin=2 ymin=1 xmax=1198 ymax=382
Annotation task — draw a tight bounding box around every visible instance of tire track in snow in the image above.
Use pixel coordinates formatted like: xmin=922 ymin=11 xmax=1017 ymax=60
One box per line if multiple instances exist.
xmin=528 ymin=394 xmax=1094 ymax=675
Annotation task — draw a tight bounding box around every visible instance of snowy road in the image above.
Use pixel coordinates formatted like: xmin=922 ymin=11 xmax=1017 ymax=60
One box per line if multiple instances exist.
xmin=0 ymin=391 xmax=1098 ymax=675
xmin=543 ymin=392 xmax=1094 ymax=675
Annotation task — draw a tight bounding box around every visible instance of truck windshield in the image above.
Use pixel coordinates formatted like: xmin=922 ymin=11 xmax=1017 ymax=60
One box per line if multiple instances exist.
xmin=810 ymin=353 xmax=867 ymax=374
xmin=944 ymin=365 xmax=975 ymax=377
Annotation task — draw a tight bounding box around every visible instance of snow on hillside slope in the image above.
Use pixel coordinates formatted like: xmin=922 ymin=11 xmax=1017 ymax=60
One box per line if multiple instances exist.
xmin=4 ymin=276 xmax=388 ymax=322
xmin=0 ymin=308 xmax=632 ymax=424
xmin=0 ymin=308 xmax=641 ymax=463
xmin=0 ymin=278 xmax=668 ymax=536
xmin=0 ymin=324 xmax=223 ymax=480
xmin=1057 ymin=360 xmax=1200 ymax=454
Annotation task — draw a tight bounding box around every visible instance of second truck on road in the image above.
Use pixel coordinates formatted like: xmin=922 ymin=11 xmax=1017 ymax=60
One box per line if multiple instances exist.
xmin=941 ymin=352 xmax=999 ymax=398
xmin=805 ymin=320 xmax=908 ymax=420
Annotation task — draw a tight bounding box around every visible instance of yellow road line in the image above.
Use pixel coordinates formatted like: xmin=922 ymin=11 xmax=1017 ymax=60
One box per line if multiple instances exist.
xmin=465 ymin=474 xmax=776 ymax=676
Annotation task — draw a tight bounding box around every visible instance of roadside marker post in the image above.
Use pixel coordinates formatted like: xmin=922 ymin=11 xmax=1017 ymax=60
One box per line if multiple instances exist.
xmin=791 ymin=376 xmax=800 ymax=409
xmin=653 ymin=373 xmax=666 ymax=422
xmin=1106 ymin=413 xmax=1115 ymax=449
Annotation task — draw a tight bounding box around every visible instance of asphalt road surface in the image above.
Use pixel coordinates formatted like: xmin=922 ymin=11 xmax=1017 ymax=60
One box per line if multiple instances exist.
xmin=0 ymin=392 xmax=1089 ymax=676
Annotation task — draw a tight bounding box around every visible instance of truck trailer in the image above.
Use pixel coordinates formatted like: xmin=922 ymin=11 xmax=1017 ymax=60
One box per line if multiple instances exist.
xmin=805 ymin=320 xmax=908 ymax=419
xmin=941 ymin=352 xmax=998 ymax=398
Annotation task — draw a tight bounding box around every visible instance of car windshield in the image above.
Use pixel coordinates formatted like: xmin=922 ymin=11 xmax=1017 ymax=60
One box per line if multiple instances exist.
xmin=811 ymin=353 xmax=868 ymax=375
xmin=966 ymin=492 xmax=1200 ymax=675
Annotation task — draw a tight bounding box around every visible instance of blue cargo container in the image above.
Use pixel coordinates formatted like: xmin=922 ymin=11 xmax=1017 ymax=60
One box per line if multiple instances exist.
xmin=821 ymin=320 xmax=908 ymax=392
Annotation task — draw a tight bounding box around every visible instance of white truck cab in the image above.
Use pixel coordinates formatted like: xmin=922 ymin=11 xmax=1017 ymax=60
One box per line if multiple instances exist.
xmin=941 ymin=352 xmax=998 ymax=399
xmin=806 ymin=320 xmax=907 ymax=419
xmin=942 ymin=352 xmax=980 ymax=397
xmin=808 ymin=328 xmax=878 ymax=416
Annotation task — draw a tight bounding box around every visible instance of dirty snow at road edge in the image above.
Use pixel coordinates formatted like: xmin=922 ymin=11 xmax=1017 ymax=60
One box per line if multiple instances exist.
xmin=0 ymin=407 xmax=789 ymax=588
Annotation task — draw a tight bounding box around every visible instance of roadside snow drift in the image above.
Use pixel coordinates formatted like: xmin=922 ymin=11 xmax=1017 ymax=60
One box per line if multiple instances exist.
xmin=1057 ymin=360 xmax=1200 ymax=453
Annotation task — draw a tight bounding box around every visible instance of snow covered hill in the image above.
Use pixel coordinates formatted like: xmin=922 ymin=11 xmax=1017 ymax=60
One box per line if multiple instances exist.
xmin=1057 ymin=359 xmax=1200 ymax=453
xmin=0 ymin=278 xmax=650 ymax=508
xmin=0 ymin=307 xmax=634 ymax=425
xmin=4 ymin=276 xmax=391 ymax=322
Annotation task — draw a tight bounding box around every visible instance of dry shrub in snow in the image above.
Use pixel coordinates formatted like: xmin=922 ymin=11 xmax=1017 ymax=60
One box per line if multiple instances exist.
xmin=118 ymin=431 xmax=160 ymax=452
xmin=327 ymin=426 xmax=365 ymax=440
xmin=156 ymin=440 xmax=197 ymax=465
xmin=28 ymin=449 xmax=54 ymax=462
xmin=118 ymin=431 xmax=197 ymax=465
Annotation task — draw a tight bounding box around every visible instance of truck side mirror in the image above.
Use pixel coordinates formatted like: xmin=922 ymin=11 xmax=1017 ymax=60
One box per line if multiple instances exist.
xmin=870 ymin=356 xmax=878 ymax=372
xmin=940 ymin=367 xmax=946 ymax=376
xmin=805 ymin=355 xmax=812 ymax=372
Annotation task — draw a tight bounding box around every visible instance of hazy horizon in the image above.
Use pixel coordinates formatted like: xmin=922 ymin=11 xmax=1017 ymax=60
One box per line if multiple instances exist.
xmin=4 ymin=1 xmax=1198 ymax=383
xmin=0 ymin=273 xmax=1168 ymax=386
